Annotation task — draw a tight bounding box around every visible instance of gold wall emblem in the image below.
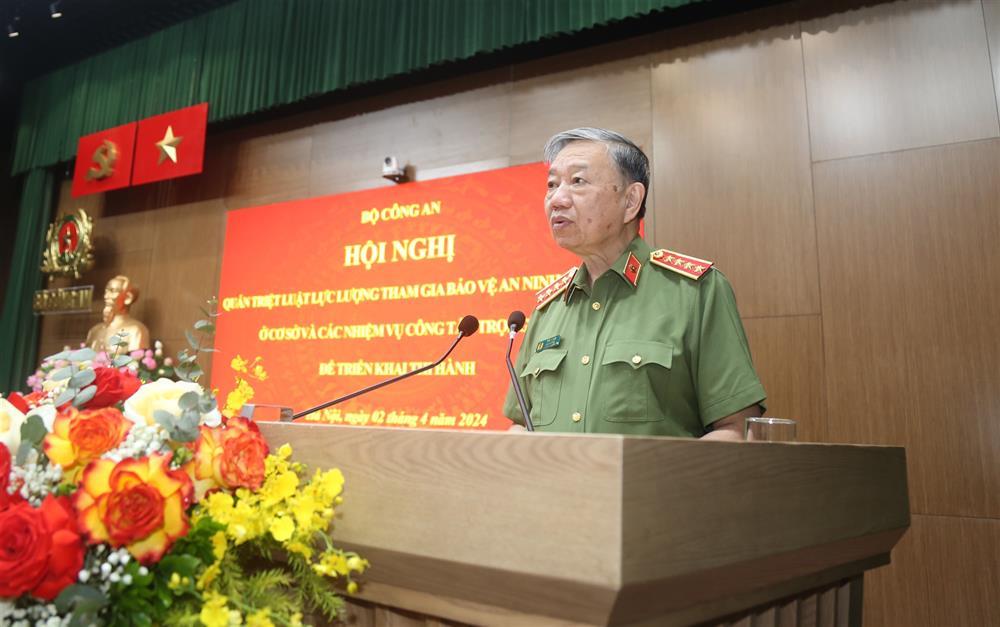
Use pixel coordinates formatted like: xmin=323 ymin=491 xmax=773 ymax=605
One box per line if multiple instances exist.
xmin=86 ymin=139 xmax=118 ymax=180
xmin=40 ymin=209 xmax=95 ymax=279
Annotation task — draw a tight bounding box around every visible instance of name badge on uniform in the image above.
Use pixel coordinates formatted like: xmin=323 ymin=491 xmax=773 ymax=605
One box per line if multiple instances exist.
xmin=536 ymin=335 xmax=561 ymax=352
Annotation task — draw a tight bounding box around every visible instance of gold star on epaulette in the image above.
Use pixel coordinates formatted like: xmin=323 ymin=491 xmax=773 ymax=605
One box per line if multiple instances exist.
xmin=650 ymin=249 xmax=713 ymax=280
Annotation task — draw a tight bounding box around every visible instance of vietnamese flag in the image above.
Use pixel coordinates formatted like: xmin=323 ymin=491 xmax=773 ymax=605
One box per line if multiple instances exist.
xmin=71 ymin=122 xmax=137 ymax=197
xmin=132 ymin=103 xmax=209 ymax=186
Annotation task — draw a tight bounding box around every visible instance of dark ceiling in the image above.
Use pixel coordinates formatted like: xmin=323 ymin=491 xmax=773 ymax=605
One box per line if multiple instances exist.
xmin=0 ymin=0 xmax=238 ymax=94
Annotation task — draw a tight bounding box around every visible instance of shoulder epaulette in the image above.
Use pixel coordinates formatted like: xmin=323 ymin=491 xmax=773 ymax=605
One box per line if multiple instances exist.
xmin=535 ymin=267 xmax=577 ymax=309
xmin=650 ymin=249 xmax=713 ymax=280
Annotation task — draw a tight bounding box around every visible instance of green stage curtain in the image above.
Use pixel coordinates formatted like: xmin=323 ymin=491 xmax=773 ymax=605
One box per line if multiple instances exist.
xmin=0 ymin=169 xmax=55 ymax=394
xmin=12 ymin=0 xmax=710 ymax=175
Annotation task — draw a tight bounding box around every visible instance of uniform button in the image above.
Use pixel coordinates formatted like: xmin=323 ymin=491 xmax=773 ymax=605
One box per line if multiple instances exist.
xmin=534 ymin=368 xmax=540 ymax=376
xmin=591 ymin=301 xmax=601 ymax=311
xmin=631 ymin=354 xmax=642 ymax=365
xmin=571 ymin=412 xmax=582 ymax=422
xmin=581 ymin=355 xmax=591 ymax=365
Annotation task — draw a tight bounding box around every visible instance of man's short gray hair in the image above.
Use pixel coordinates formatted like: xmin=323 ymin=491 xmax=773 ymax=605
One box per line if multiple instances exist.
xmin=543 ymin=127 xmax=650 ymax=219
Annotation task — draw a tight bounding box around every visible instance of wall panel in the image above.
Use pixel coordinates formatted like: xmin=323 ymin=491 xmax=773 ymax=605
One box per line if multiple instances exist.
xmin=802 ymin=0 xmax=999 ymax=162
xmin=308 ymin=71 xmax=512 ymax=198
xmin=650 ymin=15 xmax=819 ymax=319
xmin=813 ymin=139 xmax=1000 ymax=518
xmin=744 ymin=315 xmax=827 ymax=444
xmin=864 ymin=514 xmax=1000 ymax=627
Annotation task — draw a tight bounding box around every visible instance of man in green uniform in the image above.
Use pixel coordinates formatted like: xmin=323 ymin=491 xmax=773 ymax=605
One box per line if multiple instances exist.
xmin=503 ymin=128 xmax=765 ymax=440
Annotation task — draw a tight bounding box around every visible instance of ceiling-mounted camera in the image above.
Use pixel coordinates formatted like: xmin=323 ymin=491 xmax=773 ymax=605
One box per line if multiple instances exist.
xmin=382 ymin=156 xmax=409 ymax=183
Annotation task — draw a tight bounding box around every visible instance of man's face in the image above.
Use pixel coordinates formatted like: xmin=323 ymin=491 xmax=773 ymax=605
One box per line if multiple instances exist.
xmin=103 ymin=278 xmax=128 ymax=319
xmin=545 ymin=141 xmax=631 ymax=258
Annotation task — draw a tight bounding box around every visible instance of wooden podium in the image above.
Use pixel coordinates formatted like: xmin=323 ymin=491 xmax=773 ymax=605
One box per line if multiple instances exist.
xmin=259 ymin=424 xmax=909 ymax=627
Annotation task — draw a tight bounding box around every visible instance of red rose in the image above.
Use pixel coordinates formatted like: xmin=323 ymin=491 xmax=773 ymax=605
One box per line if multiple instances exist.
xmin=84 ymin=368 xmax=142 ymax=409
xmin=105 ymin=484 xmax=166 ymax=546
xmin=217 ymin=417 xmax=268 ymax=491
xmin=0 ymin=495 xmax=85 ymax=600
xmin=0 ymin=443 xmax=10 ymax=511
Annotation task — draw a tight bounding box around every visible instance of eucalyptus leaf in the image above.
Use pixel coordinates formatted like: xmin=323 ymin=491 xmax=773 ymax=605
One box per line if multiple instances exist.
xmin=177 ymin=391 xmax=199 ymax=410
xmin=20 ymin=414 xmax=47 ymax=446
xmin=50 ymin=366 xmax=74 ymax=381
xmin=54 ymin=583 xmax=108 ymax=614
xmin=198 ymin=346 xmax=218 ymax=353
xmin=153 ymin=410 xmax=176 ymax=430
xmin=68 ymin=348 xmax=97 ymax=362
xmin=185 ymin=329 xmax=199 ymax=350
xmin=16 ymin=440 xmax=34 ymax=465
xmin=46 ymin=350 xmax=71 ymax=361
xmin=198 ymin=395 xmax=218 ymax=413
xmin=54 ymin=389 xmax=75 ymax=408
xmin=112 ymin=355 xmax=132 ymax=368
xmin=193 ymin=319 xmax=213 ymax=331
xmin=70 ymin=368 xmax=96 ymax=388
xmin=73 ymin=385 xmax=97 ymax=407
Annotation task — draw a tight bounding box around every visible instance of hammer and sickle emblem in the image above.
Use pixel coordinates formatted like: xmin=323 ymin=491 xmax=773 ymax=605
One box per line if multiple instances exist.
xmin=86 ymin=140 xmax=119 ymax=180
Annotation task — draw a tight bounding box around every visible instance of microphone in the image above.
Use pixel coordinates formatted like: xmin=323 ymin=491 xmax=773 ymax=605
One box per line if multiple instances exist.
xmin=292 ymin=315 xmax=480 ymax=421
xmin=505 ymin=310 xmax=533 ymax=431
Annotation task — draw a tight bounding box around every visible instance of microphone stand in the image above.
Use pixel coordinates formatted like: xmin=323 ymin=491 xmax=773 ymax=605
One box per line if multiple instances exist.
xmin=292 ymin=332 xmax=466 ymax=421
xmin=506 ymin=329 xmax=534 ymax=431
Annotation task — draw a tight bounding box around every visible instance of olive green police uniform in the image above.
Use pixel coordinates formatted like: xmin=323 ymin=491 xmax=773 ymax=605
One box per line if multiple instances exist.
xmin=503 ymin=237 xmax=766 ymax=437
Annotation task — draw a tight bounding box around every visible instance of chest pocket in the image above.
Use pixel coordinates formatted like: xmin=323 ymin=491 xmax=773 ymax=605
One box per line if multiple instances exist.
xmin=520 ymin=349 xmax=566 ymax=427
xmin=600 ymin=341 xmax=673 ymax=422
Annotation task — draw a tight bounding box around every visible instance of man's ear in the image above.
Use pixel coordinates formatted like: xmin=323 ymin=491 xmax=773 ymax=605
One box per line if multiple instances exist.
xmin=122 ymin=289 xmax=136 ymax=308
xmin=623 ymin=181 xmax=645 ymax=223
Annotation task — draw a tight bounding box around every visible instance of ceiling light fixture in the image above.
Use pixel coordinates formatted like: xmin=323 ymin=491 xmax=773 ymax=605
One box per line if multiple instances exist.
xmin=50 ymin=2 xmax=63 ymax=19
xmin=6 ymin=20 xmax=19 ymax=38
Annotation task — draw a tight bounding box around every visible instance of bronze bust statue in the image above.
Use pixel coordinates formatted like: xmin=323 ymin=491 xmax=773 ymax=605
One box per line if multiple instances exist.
xmin=85 ymin=275 xmax=151 ymax=353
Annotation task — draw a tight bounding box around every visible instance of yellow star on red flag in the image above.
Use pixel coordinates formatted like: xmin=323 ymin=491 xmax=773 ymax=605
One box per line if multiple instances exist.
xmin=155 ymin=125 xmax=183 ymax=164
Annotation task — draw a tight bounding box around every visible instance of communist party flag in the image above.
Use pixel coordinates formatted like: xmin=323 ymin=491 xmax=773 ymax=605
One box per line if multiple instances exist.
xmin=132 ymin=103 xmax=209 ymax=186
xmin=70 ymin=122 xmax=137 ymax=197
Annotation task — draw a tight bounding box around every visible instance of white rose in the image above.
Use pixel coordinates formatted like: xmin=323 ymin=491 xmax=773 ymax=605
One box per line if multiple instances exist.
xmin=123 ymin=378 xmax=220 ymax=427
xmin=0 ymin=397 xmax=27 ymax=453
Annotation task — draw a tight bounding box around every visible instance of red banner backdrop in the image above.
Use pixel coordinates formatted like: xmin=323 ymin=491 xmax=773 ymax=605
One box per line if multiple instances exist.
xmin=133 ymin=103 xmax=209 ymax=185
xmin=70 ymin=122 xmax=137 ymax=197
xmin=212 ymin=163 xmax=578 ymax=431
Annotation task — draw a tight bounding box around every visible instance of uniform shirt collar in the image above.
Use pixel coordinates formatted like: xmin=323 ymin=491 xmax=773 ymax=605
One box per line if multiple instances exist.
xmin=566 ymin=237 xmax=649 ymax=304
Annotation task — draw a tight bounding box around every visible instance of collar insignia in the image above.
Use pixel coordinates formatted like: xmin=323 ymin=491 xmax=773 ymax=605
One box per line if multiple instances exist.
xmin=535 ymin=267 xmax=577 ymax=310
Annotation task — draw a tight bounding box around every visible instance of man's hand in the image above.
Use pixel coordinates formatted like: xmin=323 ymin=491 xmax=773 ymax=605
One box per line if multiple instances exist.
xmin=700 ymin=405 xmax=762 ymax=441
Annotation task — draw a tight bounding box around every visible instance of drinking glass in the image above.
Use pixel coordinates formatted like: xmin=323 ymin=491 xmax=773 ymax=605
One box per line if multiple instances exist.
xmin=744 ymin=417 xmax=797 ymax=442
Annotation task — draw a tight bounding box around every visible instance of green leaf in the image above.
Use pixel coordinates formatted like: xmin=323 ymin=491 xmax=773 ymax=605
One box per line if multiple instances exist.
xmin=55 ymin=583 xmax=108 ymax=613
xmin=158 ymin=554 xmax=201 ymax=578
xmin=177 ymin=391 xmax=199 ymax=410
xmin=193 ymin=319 xmax=214 ymax=332
xmin=68 ymin=348 xmax=97 ymax=362
xmin=20 ymin=414 xmax=48 ymax=446
xmin=46 ymin=350 xmax=71 ymax=361
xmin=54 ymin=388 xmax=75 ymax=408
xmin=16 ymin=440 xmax=34 ymax=465
xmin=153 ymin=410 xmax=176 ymax=430
xmin=51 ymin=366 xmax=74 ymax=381
xmin=198 ymin=346 xmax=218 ymax=353
xmin=185 ymin=330 xmax=199 ymax=350
xmin=70 ymin=368 xmax=96 ymax=388
xmin=113 ymin=355 xmax=133 ymax=367
xmin=73 ymin=385 xmax=97 ymax=407
xmin=197 ymin=395 xmax=217 ymax=413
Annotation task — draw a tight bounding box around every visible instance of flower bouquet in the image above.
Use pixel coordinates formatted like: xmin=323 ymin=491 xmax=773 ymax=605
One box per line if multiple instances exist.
xmin=27 ymin=340 xmax=178 ymax=396
xmin=1 ymin=312 xmax=366 ymax=626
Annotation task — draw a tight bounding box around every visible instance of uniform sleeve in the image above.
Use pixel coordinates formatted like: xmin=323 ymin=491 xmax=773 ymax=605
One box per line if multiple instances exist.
xmin=693 ymin=270 xmax=767 ymax=427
